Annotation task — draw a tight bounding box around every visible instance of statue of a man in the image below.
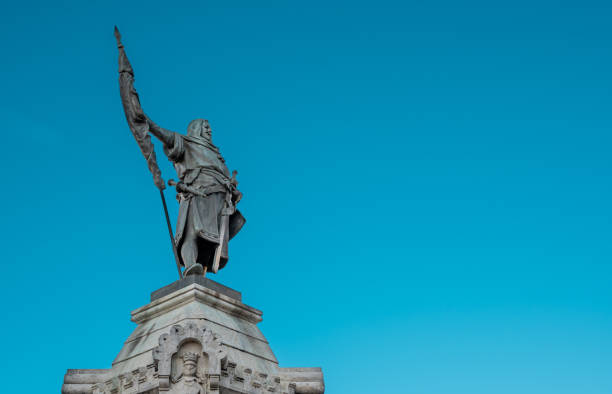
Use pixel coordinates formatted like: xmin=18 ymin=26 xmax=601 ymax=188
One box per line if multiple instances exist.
xmin=114 ymin=28 xmax=244 ymax=277
xmin=169 ymin=352 xmax=205 ymax=394
xmin=146 ymin=116 xmax=245 ymax=276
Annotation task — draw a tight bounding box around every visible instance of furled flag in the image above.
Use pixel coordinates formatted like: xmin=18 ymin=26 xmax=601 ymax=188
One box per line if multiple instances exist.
xmin=114 ymin=27 xmax=165 ymax=190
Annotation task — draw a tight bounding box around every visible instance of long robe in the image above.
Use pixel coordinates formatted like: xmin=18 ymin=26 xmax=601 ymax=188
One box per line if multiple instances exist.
xmin=164 ymin=132 xmax=245 ymax=271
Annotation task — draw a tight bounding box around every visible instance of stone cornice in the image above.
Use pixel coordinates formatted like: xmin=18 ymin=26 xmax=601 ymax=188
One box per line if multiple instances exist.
xmin=131 ymin=283 xmax=263 ymax=324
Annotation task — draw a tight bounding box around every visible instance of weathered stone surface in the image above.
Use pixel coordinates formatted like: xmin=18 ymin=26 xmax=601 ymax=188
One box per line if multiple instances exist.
xmin=62 ymin=282 xmax=324 ymax=393
xmin=279 ymin=368 xmax=326 ymax=394
xmin=62 ymin=370 xmax=110 ymax=394
xmin=151 ymin=277 xmax=241 ymax=302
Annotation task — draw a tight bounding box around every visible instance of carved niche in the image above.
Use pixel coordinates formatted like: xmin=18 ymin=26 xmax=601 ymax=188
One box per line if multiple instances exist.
xmin=153 ymin=323 xmax=227 ymax=393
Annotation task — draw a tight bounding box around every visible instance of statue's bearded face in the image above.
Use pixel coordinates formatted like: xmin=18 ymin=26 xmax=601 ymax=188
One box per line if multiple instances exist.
xmin=183 ymin=361 xmax=197 ymax=376
xmin=187 ymin=119 xmax=212 ymax=140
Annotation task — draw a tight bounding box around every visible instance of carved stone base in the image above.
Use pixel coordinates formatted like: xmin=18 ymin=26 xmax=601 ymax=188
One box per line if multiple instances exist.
xmin=61 ymin=279 xmax=324 ymax=394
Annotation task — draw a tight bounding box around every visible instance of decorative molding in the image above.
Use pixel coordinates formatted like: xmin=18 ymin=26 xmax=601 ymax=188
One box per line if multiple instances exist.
xmin=90 ymin=323 xmax=317 ymax=394
xmin=131 ymin=284 xmax=262 ymax=324
xmin=220 ymin=359 xmax=295 ymax=394
xmin=92 ymin=364 xmax=157 ymax=394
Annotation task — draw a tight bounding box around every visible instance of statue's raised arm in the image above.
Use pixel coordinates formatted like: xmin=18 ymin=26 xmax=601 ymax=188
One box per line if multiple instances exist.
xmin=146 ymin=116 xmax=176 ymax=147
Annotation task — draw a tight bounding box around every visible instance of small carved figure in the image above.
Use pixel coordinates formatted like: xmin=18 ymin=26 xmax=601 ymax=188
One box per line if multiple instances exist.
xmin=169 ymin=352 xmax=206 ymax=394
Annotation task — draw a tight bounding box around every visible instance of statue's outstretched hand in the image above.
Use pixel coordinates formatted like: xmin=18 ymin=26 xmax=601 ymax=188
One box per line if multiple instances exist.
xmin=145 ymin=115 xmax=174 ymax=146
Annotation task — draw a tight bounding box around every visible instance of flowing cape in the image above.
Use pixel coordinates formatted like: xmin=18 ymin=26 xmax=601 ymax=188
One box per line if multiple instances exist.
xmin=115 ymin=27 xmax=165 ymax=190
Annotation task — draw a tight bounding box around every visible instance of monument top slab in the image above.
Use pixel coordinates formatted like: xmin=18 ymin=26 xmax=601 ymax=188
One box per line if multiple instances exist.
xmin=151 ymin=275 xmax=241 ymax=301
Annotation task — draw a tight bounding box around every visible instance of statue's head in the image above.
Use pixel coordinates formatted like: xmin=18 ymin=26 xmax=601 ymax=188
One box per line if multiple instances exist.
xmin=187 ymin=119 xmax=212 ymax=140
xmin=181 ymin=352 xmax=199 ymax=377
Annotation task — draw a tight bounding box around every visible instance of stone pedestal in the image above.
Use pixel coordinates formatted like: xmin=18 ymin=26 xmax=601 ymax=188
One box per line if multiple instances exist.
xmin=62 ymin=277 xmax=324 ymax=394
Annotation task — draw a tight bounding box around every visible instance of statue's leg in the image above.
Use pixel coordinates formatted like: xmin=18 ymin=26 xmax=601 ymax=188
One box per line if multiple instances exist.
xmin=181 ymin=236 xmax=197 ymax=267
xmin=181 ymin=222 xmax=203 ymax=276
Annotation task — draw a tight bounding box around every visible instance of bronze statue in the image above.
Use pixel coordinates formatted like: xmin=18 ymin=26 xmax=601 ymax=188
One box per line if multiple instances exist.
xmin=114 ymin=28 xmax=245 ymax=277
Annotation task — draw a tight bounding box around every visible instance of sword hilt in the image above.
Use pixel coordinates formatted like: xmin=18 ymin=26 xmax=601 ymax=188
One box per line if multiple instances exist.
xmin=168 ymin=179 xmax=190 ymax=195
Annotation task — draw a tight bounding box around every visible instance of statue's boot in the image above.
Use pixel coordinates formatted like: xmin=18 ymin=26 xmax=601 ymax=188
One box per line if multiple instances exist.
xmin=184 ymin=263 xmax=204 ymax=276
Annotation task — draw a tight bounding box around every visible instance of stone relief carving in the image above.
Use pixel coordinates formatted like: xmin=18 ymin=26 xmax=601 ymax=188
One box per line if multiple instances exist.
xmin=153 ymin=323 xmax=226 ymax=393
xmin=91 ymin=360 xmax=296 ymax=394
xmin=168 ymin=352 xmax=205 ymax=394
xmin=92 ymin=323 xmax=298 ymax=394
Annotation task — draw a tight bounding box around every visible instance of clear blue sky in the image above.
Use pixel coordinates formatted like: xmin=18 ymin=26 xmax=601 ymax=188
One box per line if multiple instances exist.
xmin=1 ymin=1 xmax=611 ymax=392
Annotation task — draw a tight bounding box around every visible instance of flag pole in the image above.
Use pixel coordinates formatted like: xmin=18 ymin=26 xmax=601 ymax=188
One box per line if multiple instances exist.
xmin=160 ymin=189 xmax=183 ymax=279
xmin=115 ymin=27 xmax=182 ymax=280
